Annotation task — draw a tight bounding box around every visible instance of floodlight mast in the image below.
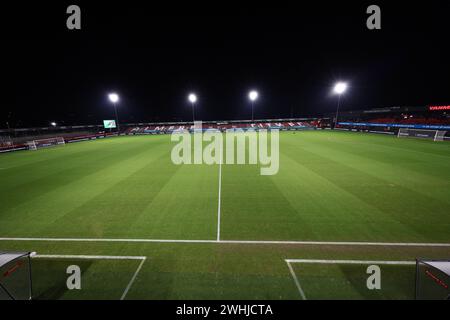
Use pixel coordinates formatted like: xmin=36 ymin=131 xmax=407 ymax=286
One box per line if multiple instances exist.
xmin=108 ymin=93 xmax=120 ymax=133
xmin=248 ymin=90 xmax=258 ymax=121
xmin=188 ymin=93 xmax=197 ymax=122
xmin=332 ymin=82 xmax=347 ymax=128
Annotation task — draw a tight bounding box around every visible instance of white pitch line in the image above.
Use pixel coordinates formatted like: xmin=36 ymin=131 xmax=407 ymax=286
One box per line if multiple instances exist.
xmin=121 ymin=257 xmax=146 ymax=300
xmin=217 ymin=141 xmax=223 ymax=241
xmin=32 ymin=254 xmax=147 ymax=300
xmin=33 ymin=254 xmax=146 ymax=260
xmin=285 ymin=259 xmax=415 ymax=300
xmin=285 ymin=259 xmax=416 ymax=265
xmin=1 ymin=237 xmax=450 ymax=247
xmin=286 ymin=261 xmax=307 ymax=300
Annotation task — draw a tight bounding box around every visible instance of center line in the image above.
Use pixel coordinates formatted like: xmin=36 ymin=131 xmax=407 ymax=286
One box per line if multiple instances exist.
xmin=217 ymin=141 xmax=223 ymax=241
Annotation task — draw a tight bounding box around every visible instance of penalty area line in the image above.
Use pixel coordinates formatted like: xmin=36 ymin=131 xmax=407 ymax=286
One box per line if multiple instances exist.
xmin=1 ymin=237 xmax=450 ymax=247
xmin=285 ymin=259 xmax=415 ymax=300
xmin=32 ymin=254 xmax=147 ymax=300
xmin=286 ymin=260 xmax=307 ymax=300
xmin=121 ymin=257 xmax=146 ymax=300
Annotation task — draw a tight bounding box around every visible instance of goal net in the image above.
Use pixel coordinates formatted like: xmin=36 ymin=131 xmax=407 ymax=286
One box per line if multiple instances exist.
xmin=0 ymin=252 xmax=33 ymax=300
xmin=415 ymin=260 xmax=450 ymax=300
xmin=397 ymin=128 xmax=448 ymax=141
xmin=27 ymin=137 xmax=65 ymax=150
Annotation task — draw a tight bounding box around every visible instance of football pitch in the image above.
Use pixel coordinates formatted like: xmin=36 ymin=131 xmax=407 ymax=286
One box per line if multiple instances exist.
xmin=1 ymin=131 xmax=449 ymax=299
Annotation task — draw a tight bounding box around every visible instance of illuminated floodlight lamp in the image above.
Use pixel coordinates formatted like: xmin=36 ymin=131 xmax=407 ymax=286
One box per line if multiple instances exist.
xmin=248 ymin=90 xmax=258 ymax=102
xmin=107 ymin=92 xmax=120 ymax=132
xmin=332 ymin=82 xmax=348 ymax=128
xmin=333 ymin=82 xmax=347 ymax=95
xmin=188 ymin=93 xmax=197 ymax=122
xmin=108 ymin=93 xmax=119 ymax=103
xmin=188 ymin=93 xmax=197 ymax=104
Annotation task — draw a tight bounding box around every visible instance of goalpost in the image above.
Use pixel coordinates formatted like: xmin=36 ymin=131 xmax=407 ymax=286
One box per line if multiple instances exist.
xmin=0 ymin=252 xmax=33 ymax=300
xmin=27 ymin=137 xmax=65 ymax=150
xmin=416 ymin=259 xmax=450 ymax=300
xmin=397 ymin=128 xmax=448 ymax=141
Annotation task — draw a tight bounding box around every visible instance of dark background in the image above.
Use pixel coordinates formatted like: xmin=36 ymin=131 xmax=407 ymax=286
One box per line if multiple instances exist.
xmin=3 ymin=0 xmax=450 ymax=128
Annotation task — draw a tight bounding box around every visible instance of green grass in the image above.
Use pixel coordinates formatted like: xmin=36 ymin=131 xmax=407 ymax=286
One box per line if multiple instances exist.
xmin=289 ymin=262 xmax=416 ymax=300
xmin=32 ymin=257 xmax=143 ymax=300
xmin=0 ymin=131 xmax=449 ymax=299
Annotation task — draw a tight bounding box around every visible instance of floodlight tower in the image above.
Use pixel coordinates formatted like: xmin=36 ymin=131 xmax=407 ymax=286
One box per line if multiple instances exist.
xmin=248 ymin=90 xmax=258 ymax=121
xmin=332 ymin=82 xmax=347 ymax=128
xmin=108 ymin=93 xmax=120 ymax=132
xmin=188 ymin=93 xmax=197 ymax=122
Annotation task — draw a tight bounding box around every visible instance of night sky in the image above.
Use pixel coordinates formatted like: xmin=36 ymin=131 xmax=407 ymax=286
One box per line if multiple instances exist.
xmin=5 ymin=1 xmax=450 ymax=128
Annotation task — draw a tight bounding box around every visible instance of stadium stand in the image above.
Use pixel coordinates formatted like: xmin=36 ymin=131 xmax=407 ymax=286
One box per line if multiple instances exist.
xmin=335 ymin=106 xmax=450 ymax=135
xmin=125 ymin=120 xmax=320 ymax=135
xmin=366 ymin=116 xmax=449 ymax=125
xmin=0 ymin=128 xmax=117 ymax=153
xmin=0 ymin=119 xmax=324 ymax=153
xmin=2 ymin=106 xmax=448 ymax=153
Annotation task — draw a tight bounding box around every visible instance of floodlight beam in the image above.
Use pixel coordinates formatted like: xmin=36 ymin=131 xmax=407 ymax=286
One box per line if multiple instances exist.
xmin=332 ymin=82 xmax=348 ymax=128
xmin=188 ymin=93 xmax=197 ymax=122
xmin=248 ymin=90 xmax=259 ymax=121
xmin=108 ymin=92 xmax=120 ymax=132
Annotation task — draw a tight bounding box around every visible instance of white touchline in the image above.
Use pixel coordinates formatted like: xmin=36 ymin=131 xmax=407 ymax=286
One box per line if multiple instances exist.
xmin=1 ymin=238 xmax=450 ymax=247
xmin=217 ymin=141 xmax=223 ymax=241
xmin=121 ymin=257 xmax=146 ymax=300
xmin=285 ymin=259 xmax=416 ymax=300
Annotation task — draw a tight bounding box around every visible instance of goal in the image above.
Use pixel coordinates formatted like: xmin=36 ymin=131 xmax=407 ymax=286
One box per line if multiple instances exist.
xmin=0 ymin=252 xmax=33 ymax=300
xmin=415 ymin=259 xmax=450 ymax=300
xmin=27 ymin=137 xmax=65 ymax=150
xmin=397 ymin=128 xmax=448 ymax=141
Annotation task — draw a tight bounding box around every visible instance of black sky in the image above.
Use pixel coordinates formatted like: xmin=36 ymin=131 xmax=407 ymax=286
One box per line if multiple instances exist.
xmin=4 ymin=1 xmax=450 ymax=128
